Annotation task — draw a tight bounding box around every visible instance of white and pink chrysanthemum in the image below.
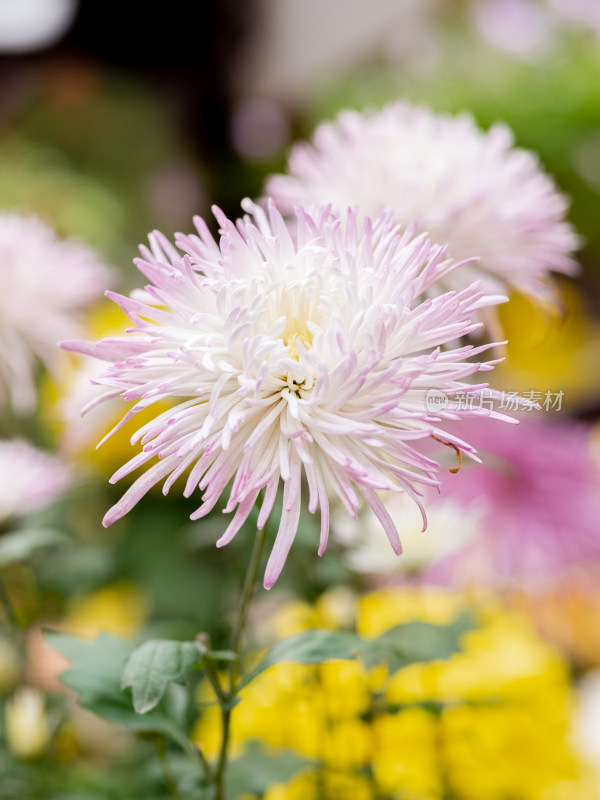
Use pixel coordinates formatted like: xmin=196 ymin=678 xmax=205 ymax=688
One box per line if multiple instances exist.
xmin=0 ymin=439 xmax=71 ymax=524
xmin=267 ymin=102 xmax=578 ymax=303
xmin=63 ymin=201 xmax=518 ymax=588
xmin=332 ymin=490 xmax=485 ymax=576
xmin=0 ymin=214 xmax=112 ymax=413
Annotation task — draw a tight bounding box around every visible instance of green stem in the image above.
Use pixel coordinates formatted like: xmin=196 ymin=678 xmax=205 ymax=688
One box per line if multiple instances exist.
xmin=195 ymin=742 xmax=214 ymax=782
xmin=228 ymin=523 xmax=269 ymax=690
xmin=0 ymin=571 xmax=19 ymax=633
xmin=214 ymin=708 xmax=232 ymax=800
xmin=167 ymin=725 xmax=213 ymax=783
xmin=154 ymin=736 xmax=179 ymax=798
xmin=213 ymin=522 xmax=269 ymax=800
xmin=203 ymin=657 xmax=228 ymax=706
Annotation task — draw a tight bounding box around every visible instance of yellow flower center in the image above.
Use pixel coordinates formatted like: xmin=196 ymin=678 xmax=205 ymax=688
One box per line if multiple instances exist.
xmin=282 ymin=318 xmax=313 ymax=360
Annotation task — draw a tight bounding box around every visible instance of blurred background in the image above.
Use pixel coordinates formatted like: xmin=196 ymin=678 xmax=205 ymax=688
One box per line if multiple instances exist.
xmin=1 ymin=1 xmax=600 ymax=798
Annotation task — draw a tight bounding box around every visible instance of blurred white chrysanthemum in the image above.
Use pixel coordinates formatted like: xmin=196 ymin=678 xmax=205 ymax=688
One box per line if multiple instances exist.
xmin=0 ymin=438 xmax=70 ymax=523
xmin=333 ymin=492 xmax=485 ymax=575
xmin=0 ymin=214 xmax=112 ymax=412
xmin=267 ymin=103 xmax=578 ymax=303
xmin=63 ymin=201 xmax=517 ymax=588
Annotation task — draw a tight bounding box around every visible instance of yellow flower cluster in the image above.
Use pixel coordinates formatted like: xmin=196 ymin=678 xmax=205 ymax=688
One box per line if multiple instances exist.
xmin=494 ymin=286 xmax=600 ymax=406
xmin=64 ymin=581 xmax=149 ymax=640
xmin=194 ymin=587 xmax=599 ymax=800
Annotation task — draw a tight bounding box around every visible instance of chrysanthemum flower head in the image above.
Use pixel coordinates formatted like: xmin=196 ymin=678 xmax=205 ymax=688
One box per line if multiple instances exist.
xmin=267 ymin=102 xmax=579 ymax=303
xmin=428 ymin=417 xmax=600 ymax=590
xmin=62 ymin=200 xmax=518 ymax=588
xmin=0 ymin=439 xmax=71 ymax=524
xmin=0 ymin=214 xmax=113 ymax=413
xmin=333 ymin=491 xmax=485 ymax=576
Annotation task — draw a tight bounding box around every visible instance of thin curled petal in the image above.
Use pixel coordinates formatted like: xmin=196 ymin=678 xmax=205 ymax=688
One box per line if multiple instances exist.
xmin=63 ymin=201 xmax=525 ymax=586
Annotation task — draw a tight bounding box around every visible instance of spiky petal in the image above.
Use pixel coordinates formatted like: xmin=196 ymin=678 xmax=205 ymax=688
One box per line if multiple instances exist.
xmin=63 ymin=201 xmax=518 ymax=588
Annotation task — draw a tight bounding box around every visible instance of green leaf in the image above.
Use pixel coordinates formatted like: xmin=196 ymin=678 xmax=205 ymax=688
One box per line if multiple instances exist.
xmin=45 ymin=631 xmax=196 ymax=758
xmin=226 ymin=742 xmax=312 ymax=798
xmin=122 ymin=639 xmax=202 ymax=714
xmin=0 ymin=528 xmax=67 ymax=565
xmin=242 ymin=614 xmax=475 ymax=687
xmin=46 ymin=631 xmax=132 ymax=704
xmin=82 ymin=694 xmax=194 ymax=751
xmin=361 ymin=613 xmax=475 ymax=672
xmin=242 ymin=629 xmax=361 ymax=686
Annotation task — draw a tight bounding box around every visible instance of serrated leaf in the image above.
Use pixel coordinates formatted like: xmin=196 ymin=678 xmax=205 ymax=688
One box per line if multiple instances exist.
xmin=46 ymin=631 xmax=132 ymax=704
xmin=0 ymin=528 xmax=67 ymax=565
xmin=242 ymin=629 xmax=361 ymax=686
xmin=242 ymin=614 xmax=475 ymax=687
xmin=361 ymin=613 xmax=475 ymax=672
xmin=122 ymin=639 xmax=201 ymax=714
xmin=45 ymin=631 xmax=195 ymax=757
xmin=83 ymin=694 xmax=194 ymax=749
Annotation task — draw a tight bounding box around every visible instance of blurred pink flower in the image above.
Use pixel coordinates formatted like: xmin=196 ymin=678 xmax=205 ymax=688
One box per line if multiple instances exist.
xmin=0 ymin=214 xmax=112 ymax=413
xmin=0 ymin=438 xmax=70 ymax=523
xmin=63 ymin=201 xmax=517 ymax=587
xmin=472 ymin=0 xmax=555 ymax=58
xmin=550 ymin=0 xmax=600 ymax=37
xmin=429 ymin=417 xmax=600 ymax=589
xmin=267 ymin=103 xmax=578 ymax=304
